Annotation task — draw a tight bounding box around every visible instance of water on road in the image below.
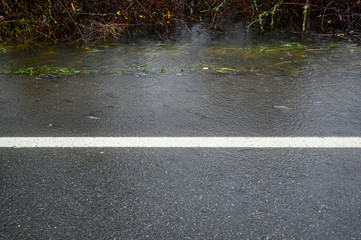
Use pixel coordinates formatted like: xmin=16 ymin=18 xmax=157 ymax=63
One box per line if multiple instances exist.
xmin=1 ymin=28 xmax=360 ymax=137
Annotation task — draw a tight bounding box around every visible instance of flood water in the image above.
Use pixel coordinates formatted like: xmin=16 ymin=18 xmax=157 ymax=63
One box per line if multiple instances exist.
xmin=1 ymin=26 xmax=360 ymax=137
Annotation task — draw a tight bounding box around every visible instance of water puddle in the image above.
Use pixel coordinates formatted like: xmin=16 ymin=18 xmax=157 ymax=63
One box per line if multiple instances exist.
xmin=1 ymin=28 xmax=360 ymax=137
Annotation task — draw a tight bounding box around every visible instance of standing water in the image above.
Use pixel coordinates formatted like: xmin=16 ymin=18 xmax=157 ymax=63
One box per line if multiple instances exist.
xmin=1 ymin=26 xmax=360 ymax=136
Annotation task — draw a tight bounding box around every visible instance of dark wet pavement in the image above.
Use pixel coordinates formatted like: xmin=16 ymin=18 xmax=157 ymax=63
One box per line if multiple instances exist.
xmin=2 ymin=148 xmax=361 ymax=239
xmin=1 ymin=30 xmax=361 ymax=239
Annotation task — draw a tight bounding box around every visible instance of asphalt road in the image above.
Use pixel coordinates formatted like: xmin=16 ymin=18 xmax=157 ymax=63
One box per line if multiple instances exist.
xmin=1 ymin=71 xmax=361 ymax=239
xmin=2 ymin=148 xmax=361 ymax=239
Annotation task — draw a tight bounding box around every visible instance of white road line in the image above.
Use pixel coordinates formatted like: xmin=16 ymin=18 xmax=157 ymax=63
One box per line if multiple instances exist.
xmin=0 ymin=137 xmax=360 ymax=148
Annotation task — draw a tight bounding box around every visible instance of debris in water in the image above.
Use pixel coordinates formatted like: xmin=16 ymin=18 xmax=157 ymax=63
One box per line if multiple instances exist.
xmin=274 ymin=105 xmax=292 ymax=109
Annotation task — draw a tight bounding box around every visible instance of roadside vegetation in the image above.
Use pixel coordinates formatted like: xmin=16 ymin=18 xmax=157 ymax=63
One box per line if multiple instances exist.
xmin=1 ymin=0 xmax=360 ymax=46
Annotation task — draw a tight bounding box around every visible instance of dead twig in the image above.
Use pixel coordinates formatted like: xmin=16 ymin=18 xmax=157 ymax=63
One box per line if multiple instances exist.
xmin=56 ymin=0 xmax=87 ymax=45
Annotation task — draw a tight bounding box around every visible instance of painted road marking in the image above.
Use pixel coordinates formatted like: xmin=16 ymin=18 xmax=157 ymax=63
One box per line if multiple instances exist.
xmin=0 ymin=137 xmax=360 ymax=148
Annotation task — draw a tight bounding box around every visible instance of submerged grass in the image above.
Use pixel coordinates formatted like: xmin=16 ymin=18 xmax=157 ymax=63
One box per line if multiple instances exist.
xmin=0 ymin=41 xmax=359 ymax=76
xmin=1 ymin=66 xmax=81 ymax=76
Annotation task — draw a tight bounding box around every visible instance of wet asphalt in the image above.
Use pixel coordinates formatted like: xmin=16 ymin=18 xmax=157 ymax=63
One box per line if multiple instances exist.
xmin=1 ymin=148 xmax=361 ymax=239
xmin=1 ymin=47 xmax=361 ymax=239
